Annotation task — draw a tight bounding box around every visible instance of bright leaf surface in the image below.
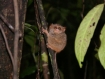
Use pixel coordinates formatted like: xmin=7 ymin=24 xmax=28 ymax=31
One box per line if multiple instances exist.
xmin=98 ymin=24 xmax=105 ymax=69
xmin=75 ymin=4 xmax=104 ymax=68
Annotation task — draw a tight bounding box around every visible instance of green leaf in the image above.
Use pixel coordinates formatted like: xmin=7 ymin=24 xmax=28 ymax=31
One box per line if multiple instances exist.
xmin=24 ymin=23 xmax=38 ymax=53
xmin=20 ymin=66 xmax=36 ymax=78
xmin=98 ymin=24 xmax=105 ymax=69
xmin=75 ymin=4 xmax=104 ymax=68
xmin=24 ymin=28 xmax=35 ymax=48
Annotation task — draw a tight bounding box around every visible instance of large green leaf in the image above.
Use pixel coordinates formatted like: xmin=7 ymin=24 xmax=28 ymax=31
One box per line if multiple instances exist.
xmin=75 ymin=4 xmax=104 ymax=68
xmin=98 ymin=24 xmax=105 ymax=69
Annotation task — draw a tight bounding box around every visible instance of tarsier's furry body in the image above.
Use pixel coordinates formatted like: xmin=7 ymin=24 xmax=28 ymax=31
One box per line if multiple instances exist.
xmin=42 ymin=24 xmax=67 ymax=53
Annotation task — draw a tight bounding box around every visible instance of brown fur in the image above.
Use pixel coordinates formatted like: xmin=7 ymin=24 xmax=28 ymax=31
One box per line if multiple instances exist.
xmin=42 ymin=24 xmax=67 ymax=53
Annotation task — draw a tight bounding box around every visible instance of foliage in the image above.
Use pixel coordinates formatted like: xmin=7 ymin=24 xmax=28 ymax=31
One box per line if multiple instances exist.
xmin=24 ymin=23 xmax=38 ymax=53
xmin=75 ymin=4 xmax=104 ymax=68
xmin=20 ymin=23 xmax=39 ymax=78
xmin=98 ymin=24 xmax=105 ymax=69
xmin=20 ymin=66 xmax=36 ymax=78
xmin=21 ymin=0 xmax=105 ymax=79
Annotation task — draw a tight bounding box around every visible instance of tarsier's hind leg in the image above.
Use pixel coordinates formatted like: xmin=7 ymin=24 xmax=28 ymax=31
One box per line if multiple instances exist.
xmin=47 ymin=43 xmax=61 ymax=53
xmin=46 ymin=43 xmax=54 ymax=50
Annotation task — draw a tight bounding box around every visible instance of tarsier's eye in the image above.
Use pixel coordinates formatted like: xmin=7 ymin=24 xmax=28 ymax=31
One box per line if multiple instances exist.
xmin=58 ymin=27 xmax=61 ymax=30
xmin=54 ymin=26 xmax=57 ymax=29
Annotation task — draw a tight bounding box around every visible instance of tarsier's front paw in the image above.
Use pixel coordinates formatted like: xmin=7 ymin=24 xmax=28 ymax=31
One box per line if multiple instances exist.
xmin=42 ymin=27 xmax=48 ymax=34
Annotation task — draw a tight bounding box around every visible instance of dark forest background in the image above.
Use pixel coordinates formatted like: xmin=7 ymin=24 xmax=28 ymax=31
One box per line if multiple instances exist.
xmin=20 ymin=0 xmax=105 ymax=79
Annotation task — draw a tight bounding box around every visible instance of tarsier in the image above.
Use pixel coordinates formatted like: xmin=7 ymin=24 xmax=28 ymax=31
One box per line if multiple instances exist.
xmin=42 ymin=24 xmax=67 ymax=53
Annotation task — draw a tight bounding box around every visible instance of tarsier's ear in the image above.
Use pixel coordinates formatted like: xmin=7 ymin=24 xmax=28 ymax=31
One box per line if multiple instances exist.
xmin=49 ymin=23 xmax=54 ymax=29
xmin=49 ymin=23 xmax=53 ymax=27
xmin=62 ymin=27 xmax=66 ymax=32
xmin=51 ymin=23 xmax=54 ymax=26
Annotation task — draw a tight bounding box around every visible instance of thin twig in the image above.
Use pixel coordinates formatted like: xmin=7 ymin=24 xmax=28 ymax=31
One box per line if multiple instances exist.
xmin=81 ymin=0 xmax=85 ymax=19
xmin=35 ymin=0 xmax=60 ymax=79
xmin=34 ymin=0 xmax=42 ymax=30
xmin=35 ymin=0 xmax=48 ymax=29
xmin=34 ymin=0 xmax=50 ymax=79
xmin=0 ymin=24 xmax=14 ymax=67
xmin=84 ymin=61 xmax=88 ymax=79
xmin=50 ymin=53 xmax=60 ymax=79
xmin=0 ymin=14 xmax=14 ymax=32
xmin=13 ymin=0 xmax=20 ymax=79
xmin=34 ymin=1 xmax=41 ymax=79
xmin=37 ymin=42 xmax=41 ymax=79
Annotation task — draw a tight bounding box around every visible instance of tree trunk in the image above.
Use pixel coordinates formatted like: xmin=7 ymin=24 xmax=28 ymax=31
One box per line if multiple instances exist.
xmin=0 ymin=0 xmax=27 ymax=79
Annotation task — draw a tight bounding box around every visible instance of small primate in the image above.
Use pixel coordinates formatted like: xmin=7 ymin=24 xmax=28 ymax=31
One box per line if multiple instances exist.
xmin=42 ymin=24 xmax=67 ymax=53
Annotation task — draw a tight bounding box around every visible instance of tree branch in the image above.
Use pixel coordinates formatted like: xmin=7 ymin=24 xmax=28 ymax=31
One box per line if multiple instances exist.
xmin=35 ymin=0 xmax=60 ymax=79
xmin=13 ymin=0 xmax=20 ymax=79
xmin=0 ymin=24 xmax=14 ymax=68
xmin=34 ymin=0 xmax=50 ymax=79
xmin=0 ymin=14 xmax=14 ymax=32
xmin=81 ymin=0 xmax=85 ymax=19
